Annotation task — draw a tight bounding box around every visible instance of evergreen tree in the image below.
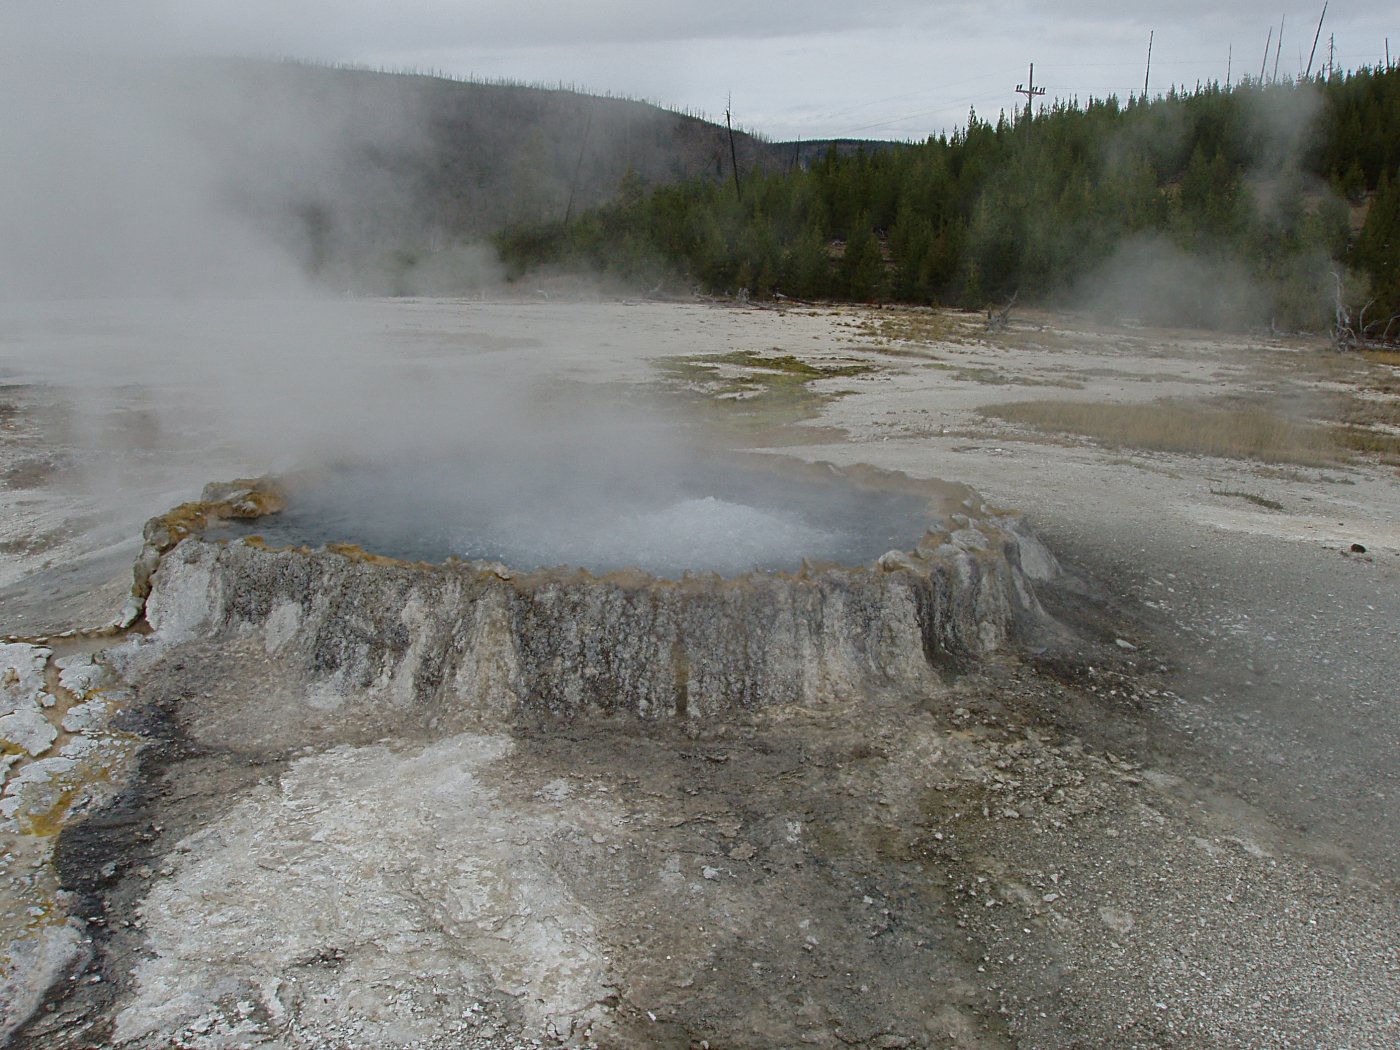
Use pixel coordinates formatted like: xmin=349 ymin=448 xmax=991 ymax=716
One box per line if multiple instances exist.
xmin=1355 ymin=171 xmax=1400 ymax=321
xmin=840 ymin=217 xmax=886 ymax=302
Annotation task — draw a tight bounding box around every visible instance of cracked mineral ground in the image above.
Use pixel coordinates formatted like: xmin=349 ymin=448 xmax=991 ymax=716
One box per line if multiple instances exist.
xmin=2 ymin=300 xmax=1398 ymax=1049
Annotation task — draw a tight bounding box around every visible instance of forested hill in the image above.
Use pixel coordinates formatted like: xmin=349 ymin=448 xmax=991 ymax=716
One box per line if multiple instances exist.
xmin=496 ymin=67 xmax=1400 ymax=334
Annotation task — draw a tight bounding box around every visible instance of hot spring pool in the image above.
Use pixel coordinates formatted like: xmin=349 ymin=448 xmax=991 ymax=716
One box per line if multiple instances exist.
xmin=209 ymin=456 xmax=937 ymax=578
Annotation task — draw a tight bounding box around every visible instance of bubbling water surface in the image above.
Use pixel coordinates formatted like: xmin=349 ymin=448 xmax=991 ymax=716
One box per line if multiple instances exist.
xmin=213 ymin=457 xmax=938 ymax=578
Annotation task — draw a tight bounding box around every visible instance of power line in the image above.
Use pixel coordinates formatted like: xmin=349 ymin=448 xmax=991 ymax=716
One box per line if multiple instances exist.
xmin=839 ymin=86 xmax=1016 ymax=135
xmin=812 ymin=68 xmax=1016 ymax=124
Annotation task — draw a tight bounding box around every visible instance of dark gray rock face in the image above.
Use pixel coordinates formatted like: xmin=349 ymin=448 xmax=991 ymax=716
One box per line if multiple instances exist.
xmin=140 ymin=466 xmax=1060 ymax=723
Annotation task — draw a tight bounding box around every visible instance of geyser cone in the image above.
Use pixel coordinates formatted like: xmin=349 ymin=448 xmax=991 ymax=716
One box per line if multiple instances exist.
xmin=133 ymin=456 xmax=1061 ymax=724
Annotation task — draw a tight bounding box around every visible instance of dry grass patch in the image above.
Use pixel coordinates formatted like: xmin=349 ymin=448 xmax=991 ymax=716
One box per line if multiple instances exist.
xmin=1334 ymin=425 xmax=1400 ymax=463
xmin=978 ymin=398 xmax=1339 ymax=466
xmin=1361 ymin=347 xmax=1400 ymax=368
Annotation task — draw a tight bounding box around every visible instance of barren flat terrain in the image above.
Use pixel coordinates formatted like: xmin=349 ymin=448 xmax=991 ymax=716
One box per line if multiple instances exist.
xmin=2 ymin=298 xmax=1397 ymax=1048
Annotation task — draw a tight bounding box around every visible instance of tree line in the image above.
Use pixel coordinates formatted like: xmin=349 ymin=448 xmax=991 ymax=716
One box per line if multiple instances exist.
xmin=495 ymin=66 xmax=1400 ymax=334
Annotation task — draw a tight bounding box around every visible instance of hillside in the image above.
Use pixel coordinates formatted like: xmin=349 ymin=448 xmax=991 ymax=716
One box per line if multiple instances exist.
xmin=1 ymin=52 xmax=912 ymax=298
xmin=191 ymin=62 xmax=924 ymax=291
xmin=123 ymin=60 xmax=799 ymax=293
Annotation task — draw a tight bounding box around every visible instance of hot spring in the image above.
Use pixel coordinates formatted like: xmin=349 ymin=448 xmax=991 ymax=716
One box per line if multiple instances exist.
xmin=206 ymin=456 xmax=939 ymax=578
xmin=130 ymin=455 xmax=1060 ymax=721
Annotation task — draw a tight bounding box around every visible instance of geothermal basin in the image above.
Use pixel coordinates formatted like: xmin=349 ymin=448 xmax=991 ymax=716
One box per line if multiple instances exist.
xmin=136 ymin=455 xmax=1057 ymax=722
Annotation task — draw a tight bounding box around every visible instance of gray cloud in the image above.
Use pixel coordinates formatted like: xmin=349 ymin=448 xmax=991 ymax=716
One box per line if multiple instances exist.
xmin=5 ymin=1 xmax=922 ymax=52
xmin=4 ymin=2 xmax=1395 ymax=140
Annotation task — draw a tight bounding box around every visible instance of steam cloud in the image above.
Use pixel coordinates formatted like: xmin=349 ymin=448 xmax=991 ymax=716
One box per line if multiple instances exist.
xmin=1069 ymin=78 xmax=1344 ymax=330
xmin=0 ymin=14 xmax=691 ymax=573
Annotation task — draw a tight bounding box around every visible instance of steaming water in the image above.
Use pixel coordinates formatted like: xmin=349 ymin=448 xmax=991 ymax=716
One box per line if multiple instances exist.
xmin=212 ymin=458 xmax=936 ymax=578
xmin=462 ymin=496 xmax=845 ymax=578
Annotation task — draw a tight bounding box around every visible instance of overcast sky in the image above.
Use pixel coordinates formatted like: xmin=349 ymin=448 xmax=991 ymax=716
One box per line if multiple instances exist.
xmin=8 ymin=2 xmax=1397 ymax=140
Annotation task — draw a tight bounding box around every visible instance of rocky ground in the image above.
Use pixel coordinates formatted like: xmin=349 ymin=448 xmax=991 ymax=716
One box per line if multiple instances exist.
xmin=1 ymin=298 xmax=1397 ymax=1048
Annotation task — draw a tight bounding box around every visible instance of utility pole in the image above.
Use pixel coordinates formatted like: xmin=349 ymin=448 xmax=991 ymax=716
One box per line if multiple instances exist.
xmin=1144 ymin=31 xmax=1154 ymax=97
xmin=1273 ymin=15 xmax=1286 ymax=82
xmin=1260 ymin=27 xmax=1273 ymax=82
xmin=1227 ymin=44 xmax=1233 ymax=89
xmin=1015 ymin=63 xmax=1045 ymax=132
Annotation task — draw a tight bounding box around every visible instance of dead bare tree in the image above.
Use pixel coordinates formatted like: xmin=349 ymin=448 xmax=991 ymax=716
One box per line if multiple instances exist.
xmin=563 ymin=111 xmax=593 ymax=226
xmin=986 ymin=290 xmax=1018 ymax=332
xmin=1331 ymin=271 xmax=1400 ymax=350
xmin=725 ymin=94 xmax=743 ymax=203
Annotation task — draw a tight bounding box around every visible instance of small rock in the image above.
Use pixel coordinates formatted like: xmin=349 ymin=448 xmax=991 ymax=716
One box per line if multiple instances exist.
xmin=1098 ymin=906 xmax=1135 ymax=934
xmin=1114 ymin=638 xmax=1137 ymax=651
xmin=701 ymin=866 xmax=720 ymax=881
xmin=728 ymin=842 xmax=757 ymax=861
xmin=1350 ymin=542 xmax=1367 ymax=554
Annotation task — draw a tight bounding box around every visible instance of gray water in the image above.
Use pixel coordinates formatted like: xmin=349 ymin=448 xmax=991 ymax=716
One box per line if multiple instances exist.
xmin=212 ymin=457 xmax=937 ymax=578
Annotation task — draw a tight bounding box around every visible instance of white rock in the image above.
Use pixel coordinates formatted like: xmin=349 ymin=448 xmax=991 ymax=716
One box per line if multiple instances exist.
xmin=62 ymin=700 xmax=107 ymax=735
xmin=1010 ymin=528 xmax=1060 ymax=582
xmin=0 ymin=707 xmax=58 ymax=757
xmin=1 ymin=755 xmax=77 ymax=825
xmin=951 ymin=527 xmax=990 ymax=551
xmin=57 ymin=657 xmax=106 ymax=695
xmin=0 ymin=920 xmax=84 ymax=1046
xmin=60 ymin=736 xmax=100 ymax=760
xmin=4 ymin=756 xmax=75 ymax=794
xmin=0 ymin=643 xmax=50 ymax=685
xmin=1 ymin=643 xmax=52 ymax=717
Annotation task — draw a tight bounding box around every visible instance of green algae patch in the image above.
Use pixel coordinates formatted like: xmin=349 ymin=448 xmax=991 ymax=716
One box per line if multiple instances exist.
xmin=656 ymin=349 xmax=873 ymax=441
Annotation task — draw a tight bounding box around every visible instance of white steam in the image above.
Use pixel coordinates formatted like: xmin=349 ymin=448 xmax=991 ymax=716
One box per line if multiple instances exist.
xmin=0 ymin=15 xmax=572 ymax=557
xmin=1073 ymin=79 xmax=1344 ymax=330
